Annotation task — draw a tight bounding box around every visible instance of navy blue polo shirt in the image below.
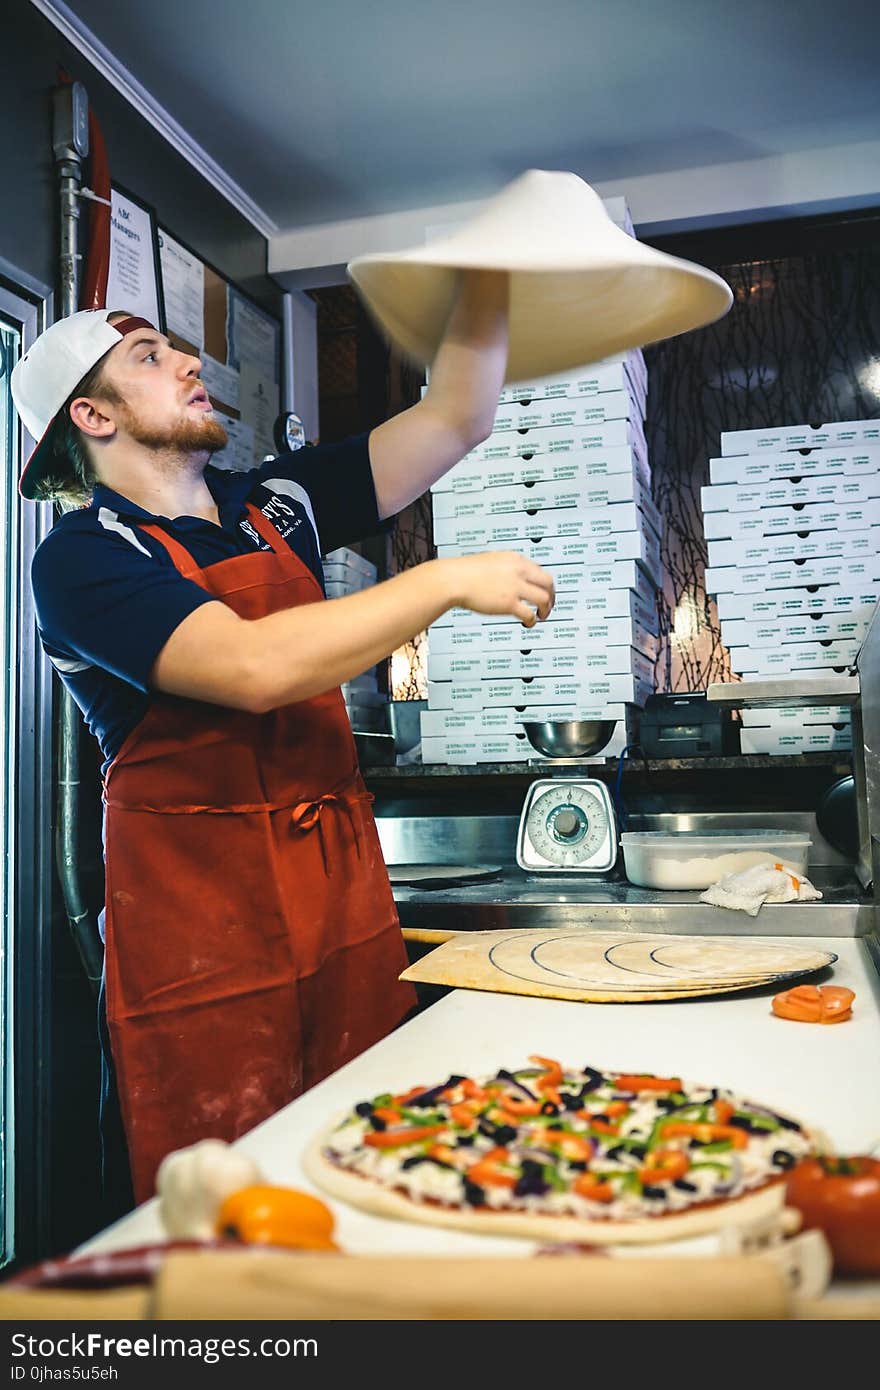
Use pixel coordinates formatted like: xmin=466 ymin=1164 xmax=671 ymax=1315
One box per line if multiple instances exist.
xmin=32 ymin=433 xmax=383 ymax=772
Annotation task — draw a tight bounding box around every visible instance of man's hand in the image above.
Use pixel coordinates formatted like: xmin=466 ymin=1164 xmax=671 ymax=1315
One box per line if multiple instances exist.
xmin=440 ymin=551 xmax=556 ymax=627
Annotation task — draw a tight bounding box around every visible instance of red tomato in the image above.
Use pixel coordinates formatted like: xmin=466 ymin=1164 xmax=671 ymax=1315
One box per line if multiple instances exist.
xmin=785 ymin=1157 xmax=880 ymax=1275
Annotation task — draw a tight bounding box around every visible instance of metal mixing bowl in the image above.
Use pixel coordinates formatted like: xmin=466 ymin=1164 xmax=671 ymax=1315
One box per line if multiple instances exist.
xmin=522 ymin=719 xmax=617 ymax=759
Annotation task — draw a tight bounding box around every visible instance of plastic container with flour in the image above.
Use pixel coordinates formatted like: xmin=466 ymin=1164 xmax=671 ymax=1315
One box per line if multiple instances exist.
xmin=620 ymin=831 xmax=811 ymax=890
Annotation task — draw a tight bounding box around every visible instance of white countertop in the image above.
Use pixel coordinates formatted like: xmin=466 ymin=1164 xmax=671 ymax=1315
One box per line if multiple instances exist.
xmin=79 ymin=936 xmax=880 ymax=1288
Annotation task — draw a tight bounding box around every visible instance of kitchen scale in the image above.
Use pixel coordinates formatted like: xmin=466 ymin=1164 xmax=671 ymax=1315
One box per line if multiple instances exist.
xmin=516 ymin=777 xmax=618 ymax=874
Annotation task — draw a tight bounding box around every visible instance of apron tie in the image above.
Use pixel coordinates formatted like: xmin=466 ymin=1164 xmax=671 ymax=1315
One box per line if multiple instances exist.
xmin=291 ymin=789 xmax=374 ymax=876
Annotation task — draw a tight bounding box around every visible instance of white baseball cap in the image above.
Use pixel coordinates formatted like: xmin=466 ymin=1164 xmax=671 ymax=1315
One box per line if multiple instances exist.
xmin=11 ymin=308 xmax=156 ymax=499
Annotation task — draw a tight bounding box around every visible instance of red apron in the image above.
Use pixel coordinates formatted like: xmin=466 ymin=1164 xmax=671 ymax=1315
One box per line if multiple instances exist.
xmin=102 ymin=504 xmax=416 ymax=1202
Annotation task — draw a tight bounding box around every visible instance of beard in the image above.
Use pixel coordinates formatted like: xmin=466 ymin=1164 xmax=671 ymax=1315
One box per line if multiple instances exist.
xmin=119 ymin=402 xmax=229 ymax=455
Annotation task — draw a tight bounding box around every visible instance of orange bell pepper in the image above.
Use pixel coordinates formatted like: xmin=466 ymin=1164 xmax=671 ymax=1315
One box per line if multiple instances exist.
xmin=466 ymin=1146 xmax=519 ymax=1189
xmin=573 ymin=1172 xmax=615 ymax=1203
xmin=216 ymin=1186 xmax=338 ymax=1251
xmin=613 ymin=1075 xmax=683 ymax=1093
xmin=639 ymin=1149 xmax=690 ymax=1184
xmin=498 ymin=1095 xmax=543 ymax=1117
xmin=539 ymin=1132 xmax=595 ymax=1162
xmin=427 ymin=1143 xmax=460 ymax=1165
xmin=603 ymin=1101 xmax=631 ymax=1119
xmin=450 ymin=1100 xmax=482 ymax=1127
xmin=576 ymin=1114 xmax=620 ymax=1136
xmin=391 ymin=1085 xmax=430 ymax=1105
xmin=661 ymin=1122 xmax=748 ymax=1150
xmin=530 ymin=1055 xmax=563 ymax=1090
xmin=363 ymin=1124 xmax=448 ymax=1148
xmin=772 ymin=985 xmax=855 ymax=1025
xmin=373 ymin=1107 xmax=402 ymax=1124
xmin=714 ymin=1099 xmax=736 ymax=1125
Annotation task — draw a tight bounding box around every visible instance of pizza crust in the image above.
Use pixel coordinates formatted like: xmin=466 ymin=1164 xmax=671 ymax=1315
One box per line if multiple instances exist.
xmin=302 ymin=1120 xmax=789 ymax=1246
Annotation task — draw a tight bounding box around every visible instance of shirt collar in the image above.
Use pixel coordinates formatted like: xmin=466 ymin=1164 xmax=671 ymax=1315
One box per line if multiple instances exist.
xmin=90 ymin=465 xmax=250 ymax=522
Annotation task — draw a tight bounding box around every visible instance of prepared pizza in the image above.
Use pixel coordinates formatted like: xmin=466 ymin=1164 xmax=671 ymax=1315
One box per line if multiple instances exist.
xmin=304 ymin=1056 xmax=817 ymax=1244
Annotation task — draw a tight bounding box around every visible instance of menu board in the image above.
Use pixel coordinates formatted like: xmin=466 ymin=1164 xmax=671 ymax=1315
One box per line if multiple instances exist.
xmin=157 ymin=227 xmax=282 ymax=471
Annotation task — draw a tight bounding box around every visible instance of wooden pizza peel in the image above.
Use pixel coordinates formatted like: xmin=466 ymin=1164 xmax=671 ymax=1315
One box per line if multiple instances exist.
xmin=399 ymin=928 xmax=837 ymax=1003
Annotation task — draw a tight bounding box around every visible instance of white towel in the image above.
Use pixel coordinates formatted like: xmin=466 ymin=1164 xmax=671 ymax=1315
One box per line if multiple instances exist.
xmin=699 ymin=862 xmax=823 ymax=917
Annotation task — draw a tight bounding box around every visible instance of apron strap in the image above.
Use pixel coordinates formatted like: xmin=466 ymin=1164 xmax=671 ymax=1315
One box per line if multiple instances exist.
xmin=137 ymin=521 xmax=202 ymax=578
xmin=244 ymin=504 xmax=292 ymax=555
xmin=136 ymin=503 xmax=291 ymax=581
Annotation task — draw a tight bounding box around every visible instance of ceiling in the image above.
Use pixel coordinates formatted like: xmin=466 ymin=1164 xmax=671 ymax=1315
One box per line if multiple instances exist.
xmin=44 ymin=0 xmax=880 ymax=235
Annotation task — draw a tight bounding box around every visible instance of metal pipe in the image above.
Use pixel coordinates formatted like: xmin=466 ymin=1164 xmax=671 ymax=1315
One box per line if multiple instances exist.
xmin=53 ymin=90 xmax=103 ymax=993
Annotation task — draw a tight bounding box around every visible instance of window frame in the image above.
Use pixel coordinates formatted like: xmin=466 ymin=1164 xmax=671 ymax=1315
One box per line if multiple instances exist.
xmin=0 ymin=265 xmax=55 ymax=1269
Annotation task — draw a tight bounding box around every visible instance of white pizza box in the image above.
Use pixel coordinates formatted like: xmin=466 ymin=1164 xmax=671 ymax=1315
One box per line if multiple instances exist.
xmin=425 ymin=680 xmax=484 ymax=711
xmin=434 ymin=498 xmax=662 ymax=549
xmin=534 ymin=556 xmax=652 ymax=596
xmin=429 ymin=606 xmax=483 ymax=632
xmin=496 ymin=359 xmax=630 ymax=404
xmin=427 ymin=644 xmax=655 ymax=684
xmin=739 ymin=705 xmax=852 ymax=728
xmin=420 ymin=707 xmax=523 ymax=739
xmin=704 ymin=499 xmax=880 ymax=542
xmin=425 ymin=675 xmax=653 ymax=713
xmin=321 ymin=546 xmax=377 ymax=580
xmin=707 ymin=555 xmax=880 ymax=595
xmin=322 ymin=564 xmax=375 ymax=592
xmin=491 ymin=389 xmax=640 ymax=434
xmin=496 ymin=359 xmax=646 ymax=416
xmin=739 ymin=726 xmax=854 ymax=754
xmin=514 ymin=702 xmax=635 ymax=725
xmin=469 ymin=416 xmax=647 ymax=464
xmin=419 ymin=735 xmax=447 ymax=763
xmin=721 ymin=611 xmax=871 ymax=649
xmin=708 ymin=444 xmax=880 ymax=487
xmin=430 ymin=446 xmax=651 ymax=496
xmin=721 ymin=420 xmax=880 ymax=456
xmin=454 ymin=529 xmax=663 ymax=587
xmin=484 ymin=575 xmax=658 ymax=632
xmin=479 ymin=672 xmax=654 ymax=710
xmin=428 ymin=615 xmax=655 ymax=657
xmin=716 ymin=587 xmax=880 ymax=623
xmin=483 ymin=616 xmax=656 ymax=657
xmin=707 ymin=527 xmax=878 ymax=571
xmin=431 ymin=469 xmax=654 ymax=519
xmin=702 ymin=472 xmax=880 ymax=514
xmin=546 ymin=584 xmax=659 ymax=634
xmin=728 ymin=641 xmax=859 ymax=676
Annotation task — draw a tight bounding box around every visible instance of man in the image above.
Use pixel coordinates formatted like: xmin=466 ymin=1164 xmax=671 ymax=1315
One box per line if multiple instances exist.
xmin=12 ymin=271 xmax=555 ymax=1203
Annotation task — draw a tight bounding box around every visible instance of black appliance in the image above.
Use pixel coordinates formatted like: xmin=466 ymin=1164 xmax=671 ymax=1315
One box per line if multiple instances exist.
xmin=639 ymin=692 xmax=740 ymax=759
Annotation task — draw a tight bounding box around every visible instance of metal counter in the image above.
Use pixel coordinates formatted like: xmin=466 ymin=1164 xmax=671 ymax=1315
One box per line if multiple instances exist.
xmin=392 ymin=866 xmax=870 ymax=938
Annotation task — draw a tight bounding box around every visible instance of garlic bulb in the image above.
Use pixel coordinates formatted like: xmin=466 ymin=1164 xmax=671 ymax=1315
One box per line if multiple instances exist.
xmin=156 ymin=1138 xmax=264 ymax=1239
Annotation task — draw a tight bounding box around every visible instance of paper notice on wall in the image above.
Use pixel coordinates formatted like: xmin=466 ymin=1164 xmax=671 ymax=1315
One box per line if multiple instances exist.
xmin=211 ymin=413 xmax=255 ymax=472
xmin=201 ymin=354 xmax=240 ymax=414
xmin=240 ymin=363 xmax=278 ymax=462
xmin=228 ymin=291 xmax=278 ymax=381
xmin=158 ymin=231 xmax=204 ymax=349
xmin=107 ymin=190 xmax=161 ymax=327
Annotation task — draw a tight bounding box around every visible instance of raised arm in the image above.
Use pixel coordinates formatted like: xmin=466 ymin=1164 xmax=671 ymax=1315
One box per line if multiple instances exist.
xmin=367 ymin=270 xmax=508 ymax=519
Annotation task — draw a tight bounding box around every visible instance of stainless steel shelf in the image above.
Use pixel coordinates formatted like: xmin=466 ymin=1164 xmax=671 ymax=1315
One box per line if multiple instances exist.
xmin=707 ymin=677 xmax=859 ymax=709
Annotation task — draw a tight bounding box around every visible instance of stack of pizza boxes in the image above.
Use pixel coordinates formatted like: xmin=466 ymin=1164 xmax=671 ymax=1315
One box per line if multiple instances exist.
xmin=419 ymin=198 xmax=661 ymax=766
xmin=322 ymin=546 xmax=389 ymax=734
xmin=702 ymin=419 xmax=880 ymax=754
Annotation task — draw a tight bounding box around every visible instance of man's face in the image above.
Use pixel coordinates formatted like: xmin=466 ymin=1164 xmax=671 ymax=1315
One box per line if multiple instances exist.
xmin=96 ymin=326 xmax=228 ymax=455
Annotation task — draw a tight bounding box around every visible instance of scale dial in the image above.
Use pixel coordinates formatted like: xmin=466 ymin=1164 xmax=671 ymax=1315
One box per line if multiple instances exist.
xmin=516 ymin=778 xmax=618 ymax=873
